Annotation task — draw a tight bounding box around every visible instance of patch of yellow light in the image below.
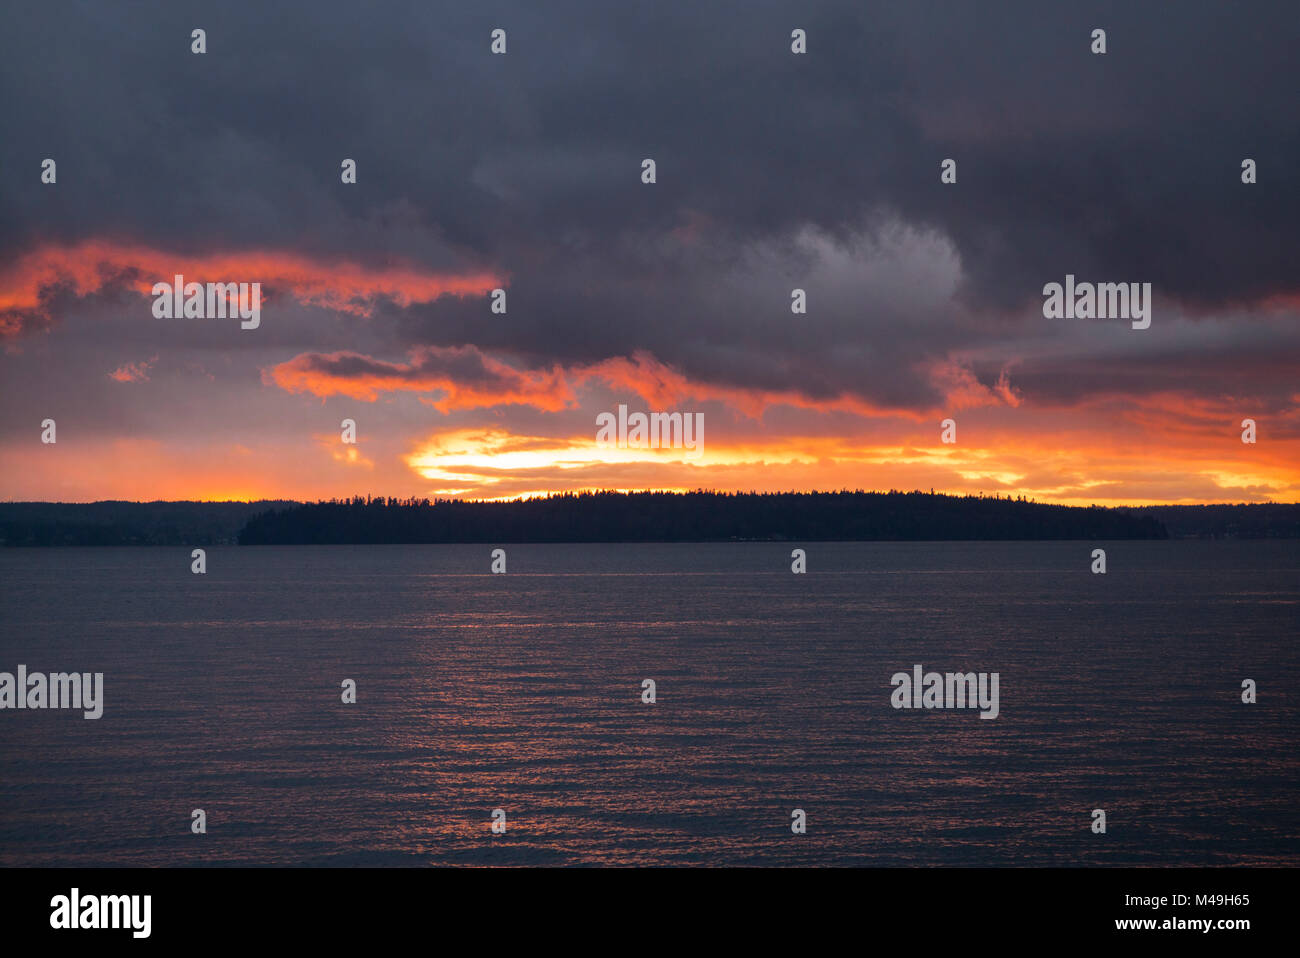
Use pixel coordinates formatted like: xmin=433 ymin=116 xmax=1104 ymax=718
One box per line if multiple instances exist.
xmin=472 ymin=488 xmax=555 ymax=502
xmin=405 ymin=427 xmax=823 ymax=482
xmin=404 ymin=430 xmax=1001 ymax=481
xmin=329 ymin=445 xmax=374 ymax=468
xmin=1201 ymin=469 xmax=1283 ymax=490
xmin=955 ymin=470 xmax=1026 ymax=486
xmin=189 ymin=488 xmax=266 ymax=502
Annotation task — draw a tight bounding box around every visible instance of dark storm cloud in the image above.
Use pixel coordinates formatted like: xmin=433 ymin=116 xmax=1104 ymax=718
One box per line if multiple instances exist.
xmin=1 ymin=0 xmax=1297 ymax=410
xmin=995 ymin=319 xmax=1300 ymax=414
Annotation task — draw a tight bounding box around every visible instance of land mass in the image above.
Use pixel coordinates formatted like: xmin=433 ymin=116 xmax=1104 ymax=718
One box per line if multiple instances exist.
xmin=3 ymin=492 xmax=1298 ymax=546
xmin=3 ymin=491 xmax=1296 ymax=546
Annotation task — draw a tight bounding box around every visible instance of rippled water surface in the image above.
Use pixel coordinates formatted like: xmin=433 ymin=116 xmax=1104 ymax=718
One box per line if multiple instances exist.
xmin=1 ymin=541 xmax=1296 ymax=866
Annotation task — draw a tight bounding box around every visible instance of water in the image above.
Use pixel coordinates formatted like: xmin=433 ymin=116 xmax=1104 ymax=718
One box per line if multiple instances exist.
xmin=0 ymin=541 xmax=1296 ymax=866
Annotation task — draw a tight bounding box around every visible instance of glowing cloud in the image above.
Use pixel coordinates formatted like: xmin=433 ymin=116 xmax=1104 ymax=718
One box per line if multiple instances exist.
xmin=267 ymin=346 xmax=940 ymax=420
xmin=0 ymin=239 xmax=503 ymax=337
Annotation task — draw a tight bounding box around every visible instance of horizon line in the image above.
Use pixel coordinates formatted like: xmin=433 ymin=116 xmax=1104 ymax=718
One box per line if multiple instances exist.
xmin=4 ymin=490 xmax=1298 ymax=510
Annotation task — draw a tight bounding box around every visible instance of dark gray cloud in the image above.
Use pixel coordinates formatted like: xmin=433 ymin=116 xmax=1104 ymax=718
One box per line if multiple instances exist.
xmin=1 ymin=0 xmax=1297 ymax=413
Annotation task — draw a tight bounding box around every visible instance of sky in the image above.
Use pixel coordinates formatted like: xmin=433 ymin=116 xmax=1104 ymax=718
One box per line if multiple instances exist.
xmin=1 ymin=0 xmax=1297 ymax=504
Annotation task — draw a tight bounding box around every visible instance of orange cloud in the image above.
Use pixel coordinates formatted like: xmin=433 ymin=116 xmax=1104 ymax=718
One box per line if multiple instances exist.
xmin=108 ymin=354 xmax=157 ymax=383
xmin=0 ymin=239 xmax=503 ymax=337
xmin=267 ymin=346 xmax=576 ymax=409
xmin=572 ymin=352 xmax=914 ymax=419
xmin=266 ymin=346 xmax=934 ymax=421
xmin=927 ymin=359 xmax=1022 ymax=410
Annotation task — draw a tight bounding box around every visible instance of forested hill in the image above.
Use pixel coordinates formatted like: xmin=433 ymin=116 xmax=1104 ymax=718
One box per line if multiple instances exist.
xmin=236 ymin=491 xmax=1169 ymax=544
xmin=1140 ymin=503 xmax=1300 ymax=539
xmin=0 ymin=500 xmax=297 ymax=546
xmin=6 ymin=494 xmax=1297 ymax=546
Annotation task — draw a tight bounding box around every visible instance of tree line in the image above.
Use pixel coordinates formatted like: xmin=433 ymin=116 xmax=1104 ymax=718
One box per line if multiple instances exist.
xmin=236 ymin=490 xmax=1170 ymax=544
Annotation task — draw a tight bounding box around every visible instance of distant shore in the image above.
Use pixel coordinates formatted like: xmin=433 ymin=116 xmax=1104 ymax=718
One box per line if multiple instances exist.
xmin=2 ymin=492 xmax=1297 ymax=546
